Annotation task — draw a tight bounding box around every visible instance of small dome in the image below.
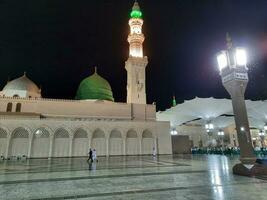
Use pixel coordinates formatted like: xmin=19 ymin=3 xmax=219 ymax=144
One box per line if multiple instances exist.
xmin=2 ymin=73 xmax=41 ymax=98
xmin=75 ymin=71 xmax=114 ymax=101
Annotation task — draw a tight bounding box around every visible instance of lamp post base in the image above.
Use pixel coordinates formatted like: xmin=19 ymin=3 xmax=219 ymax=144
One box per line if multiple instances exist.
xmin=233 ymin=160 xmax=267 ymax=177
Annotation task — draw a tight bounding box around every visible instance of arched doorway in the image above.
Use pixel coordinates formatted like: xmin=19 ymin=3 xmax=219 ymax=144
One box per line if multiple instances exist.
xmin=73 ymin=129 xmax=88 ymax=157
xmin=91 ymin=129 xmax=106 ymax=156
xmin=9 ymin=127 xmax=29 ymax=157
xmin=53 ymin=128 xmax=69 ymax=157
xmin=142 ymin=130 xmax=154 ymax=155
xmin=6 ymin=102 xmax=12 ymax=112
xmin=0 ymin=128 xmax=8 ymax=156
xmin=109 ymin=129 xmax=122 ymax=155
xmin=15 ymin=103 xmax=22 ymax=112
xmin=126 ymin=130 xmax=138 ymax=155
xmin=31 ymin=128 xmax=50 ymax=158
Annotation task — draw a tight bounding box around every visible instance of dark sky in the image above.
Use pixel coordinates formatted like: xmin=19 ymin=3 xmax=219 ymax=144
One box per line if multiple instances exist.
xmin=1 ymin=0 xmax=267 ymax=111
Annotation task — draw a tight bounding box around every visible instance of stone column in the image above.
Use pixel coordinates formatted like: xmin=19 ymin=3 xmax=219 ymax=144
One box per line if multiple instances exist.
xmin=69 ymin=135 xmax=73 ymax=157
xmin=154 ymin=137 xmax=157 ymax=155
xmin=122 ymin=136 xmax=126 ymax=156
xmin=27 ymin=134 xmax=34 ymax=158
xmin=48 ymin=135 xmax=54 ymax=158
xmin=88 ymin=135 xmax=91 ymax=149
xmin=5 ymin=135 xmax=11 ymax=158
xmin=106 ymin=135 xmax=109 ymax=157
xmin=138 ymin=135 xmax=142 ymax=155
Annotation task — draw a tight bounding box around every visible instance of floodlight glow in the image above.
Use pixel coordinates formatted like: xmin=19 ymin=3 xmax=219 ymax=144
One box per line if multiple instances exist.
xmin=236 ymin=48 xmax=247 ymax=66
xmin=240 ymin=127 xmax=245 ymax=132
xmin=209 ymin=124 xmax=214 ymax=129
xmin=259 ymin=131 xmax=265 ymax=136
xmin=35 ymin=130 xmax=42 ymax=135
xmin=218 ymin=131 xmax=224 ymax=136
xmin=170 ymin=130 xmax=177 ymax=135
xmin=217 ymin=52 xmax=228 ymax=71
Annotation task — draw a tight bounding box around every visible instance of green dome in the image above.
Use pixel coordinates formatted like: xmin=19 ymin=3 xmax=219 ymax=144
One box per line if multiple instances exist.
xmin=75 ymin=72 xmax=114 ymax=101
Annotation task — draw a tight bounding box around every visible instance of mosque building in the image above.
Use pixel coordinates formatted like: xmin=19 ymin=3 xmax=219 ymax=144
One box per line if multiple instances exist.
xmin=0 ymin=2 xmax=172 ymax=158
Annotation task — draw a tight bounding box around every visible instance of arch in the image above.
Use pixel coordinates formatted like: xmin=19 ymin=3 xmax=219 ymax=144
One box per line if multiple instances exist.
xmin=109 ymin=129 xmax=122 ymax=155
xmin=73 ymin=128 xmax=88 ymax=157
xmin=53 ymin=128 xmax=69 ymax=157
xmin=126 ymin=129 xmax=138 ymax=155
xmin=6 ymin=102 xmax=12 ymax=112
xmin=110 ymin=129 xmax=122 ymax=138
xmin=31 ymin=127 xmax=50 ymax=158
xmin=92 ymin=129 xmax=105 ymax=138
xmin=142 ymin=129 xmax=153 ymax=138
xmin=0 ymin=128 xmax=8 ymax=156
xmin=9 ymin=127 xmax=29 ymax=157
xmin=142 ymin=129 xmax=154 ymax=155
xmin=126 ymin=129 xmax=138 ymax=138
xmin=15 ymin=103 xmax=22 ymax=112
xmin=91 ymin=129 xmax=106 ymax=156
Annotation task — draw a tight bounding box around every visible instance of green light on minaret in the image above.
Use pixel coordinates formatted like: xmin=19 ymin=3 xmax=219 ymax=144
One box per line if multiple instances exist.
xmin=172 ymin=96 xmax=177 ymax=107
xmin=130 ymin=1 xmax=142 ymax=19
xmin=130 ymin=10 xmax=142 ymax=18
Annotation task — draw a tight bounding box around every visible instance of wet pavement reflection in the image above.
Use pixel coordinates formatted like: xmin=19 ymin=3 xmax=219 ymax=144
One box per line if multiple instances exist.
xmin=0 ymin=155 xmax=266 ymax=200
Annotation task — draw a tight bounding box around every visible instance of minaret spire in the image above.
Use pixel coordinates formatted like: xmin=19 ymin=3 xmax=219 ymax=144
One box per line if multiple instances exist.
xmin=226 ymin=32 xmax=233 ymax=50
xmin=128 ymin=1 xmax=144 ymax=57
xmin=125 ymin=1 xmax=148 ymax=104
xmin=172 ymin=95 xmax=177 ymax=107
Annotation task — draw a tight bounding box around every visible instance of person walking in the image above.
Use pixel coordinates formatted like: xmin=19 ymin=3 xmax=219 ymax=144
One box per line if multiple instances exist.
xmin=152 ymin=147 xmax=156 ymax=157
xmin=87 ymin=148 xmax=93 ymax=162
xmin=92 ymin=149 xmax=98 ymax=162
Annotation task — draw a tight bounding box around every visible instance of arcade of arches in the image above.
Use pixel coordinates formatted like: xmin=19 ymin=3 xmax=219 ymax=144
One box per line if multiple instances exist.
xmin=0 ymin=127 xmax=156 ymax=158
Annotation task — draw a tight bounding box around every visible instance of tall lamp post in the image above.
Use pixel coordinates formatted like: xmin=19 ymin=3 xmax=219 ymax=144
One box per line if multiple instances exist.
xmin=216 ymin=34 xmax=256 ymax=166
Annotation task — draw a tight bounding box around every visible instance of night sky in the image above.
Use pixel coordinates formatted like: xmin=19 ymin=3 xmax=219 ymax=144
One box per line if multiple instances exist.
xmin=1 ymin=0 xmax=267 ymax=111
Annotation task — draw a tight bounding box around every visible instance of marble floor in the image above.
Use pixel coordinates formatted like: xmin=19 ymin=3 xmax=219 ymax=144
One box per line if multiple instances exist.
xmin=0 ymin=155 xmax=266 ymax=200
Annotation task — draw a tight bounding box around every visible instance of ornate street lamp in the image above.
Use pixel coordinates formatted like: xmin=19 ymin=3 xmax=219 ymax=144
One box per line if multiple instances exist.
xmin=217 ymin=34 xmax=256 ymax=170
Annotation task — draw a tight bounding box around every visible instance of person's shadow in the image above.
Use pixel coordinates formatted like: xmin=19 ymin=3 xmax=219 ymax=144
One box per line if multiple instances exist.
xmin=88 ymin=161 xmax=92 ymax=170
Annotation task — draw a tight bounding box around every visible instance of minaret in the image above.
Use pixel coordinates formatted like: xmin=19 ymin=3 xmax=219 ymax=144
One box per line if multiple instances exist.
xmin=172 ymin=95 xmax=177 ymax=107
xmin=125 ymin=1 xmax=148 ymax=104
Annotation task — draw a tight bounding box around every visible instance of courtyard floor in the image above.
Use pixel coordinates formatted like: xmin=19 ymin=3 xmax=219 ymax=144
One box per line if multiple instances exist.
xmin=0 ymin=155 xmax=266 ymax=200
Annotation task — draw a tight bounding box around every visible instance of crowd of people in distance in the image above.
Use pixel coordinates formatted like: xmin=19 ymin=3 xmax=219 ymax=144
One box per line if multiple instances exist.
xmin=191 ymin=146 xmax=267 ymax=156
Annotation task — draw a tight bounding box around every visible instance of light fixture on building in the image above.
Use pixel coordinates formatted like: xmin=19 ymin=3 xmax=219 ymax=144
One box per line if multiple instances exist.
xmin=170 ymin=129 xmax=178 ymax=135
xmin=205 ymin=123 xmax=214 ymax=130
xmin=218 ymin=131 xmax=224 ymax=136
xmin=259 ymin=131 xmax=265 ymax=136
xmin=35 ymin=129 xmax=42 ymax=135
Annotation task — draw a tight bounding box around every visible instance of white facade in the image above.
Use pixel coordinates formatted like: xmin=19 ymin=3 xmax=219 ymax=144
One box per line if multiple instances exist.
xmin=0 ymin=97 xmax=172 ymax=158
